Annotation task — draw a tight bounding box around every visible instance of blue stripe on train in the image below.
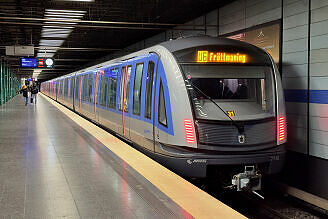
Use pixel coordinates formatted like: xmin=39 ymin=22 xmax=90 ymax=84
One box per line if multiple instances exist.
xmin=284 ymin=89 xmax=328 ymax=104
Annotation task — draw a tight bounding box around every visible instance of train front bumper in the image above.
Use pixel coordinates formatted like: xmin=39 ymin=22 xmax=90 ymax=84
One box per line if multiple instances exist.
xmin=152 ymin=144 xmax=286 ymax=178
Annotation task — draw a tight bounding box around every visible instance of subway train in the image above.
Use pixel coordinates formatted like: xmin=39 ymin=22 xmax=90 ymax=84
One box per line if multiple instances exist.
xmin=41 ymin=36 xmax=286 ymax=191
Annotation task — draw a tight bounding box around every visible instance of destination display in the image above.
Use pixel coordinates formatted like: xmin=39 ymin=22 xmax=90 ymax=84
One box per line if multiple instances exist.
xmin=20 ymin=58 xmax=37 ymax=68
xmin=20 ymin=57 xmax=54 ymax=68
xmin=197 ymin=50 xmax=247 ymax=63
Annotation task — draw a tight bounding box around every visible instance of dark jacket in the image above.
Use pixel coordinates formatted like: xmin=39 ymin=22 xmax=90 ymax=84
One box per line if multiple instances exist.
xmin=31 ymin=85 xmax=38 ymax=94
xmin=20 ymin=87 xmax=28 ymax=97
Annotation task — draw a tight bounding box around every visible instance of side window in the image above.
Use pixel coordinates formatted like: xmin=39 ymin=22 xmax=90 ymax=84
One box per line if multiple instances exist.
xmin=57 ymin=80 xmax=61 ymax=97
xmin=145 ymin=61 xmax=155 ymax=119
xmin=82 ymin=75 xmax=88 ymax=101
xmin=75 ymin=76 xmax=80 ymax=100
xmin=93 ymin=73 xmax=100 ymax=104
xmin=68 ymin=78 xmax=71 ymax=97
xmin=88 ymin=74 xmax=93 ymax=102
xmin=64 ymin=78 xmax=69 ymax=96
xmin=108 ymin=68 xmax=118 ymax=109
xmin=99 ymin=75 xmax=108 ymax=107
xmin=158 ymin=80 xmax=167 ymax=126
xmin=119 ymin=66 xmax=131 ymax=112
xmin=133 ymin=63 xmax=144 ymax=115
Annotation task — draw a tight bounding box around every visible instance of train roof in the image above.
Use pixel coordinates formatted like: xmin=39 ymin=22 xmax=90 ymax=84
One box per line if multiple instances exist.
xmin=159 ymin=36 xmax=264 ymax=53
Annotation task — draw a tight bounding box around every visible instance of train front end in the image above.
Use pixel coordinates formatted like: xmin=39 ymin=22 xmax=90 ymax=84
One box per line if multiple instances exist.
xmin=163 ymin=37 xmax=286 ymax=191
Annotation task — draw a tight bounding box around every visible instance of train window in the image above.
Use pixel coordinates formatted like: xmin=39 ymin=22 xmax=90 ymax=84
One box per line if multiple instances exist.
xmin=64 ymin=78 xmax=69 ymax=96
xmin=82 ymin=75 xmax=88 ymax=101
xmin=75 ymin=76 xmax=80 ymax=100
xmin=133 ymin=63 xmax=144 ymax=115
xmin=68 ymin=78 xmax=71 ymax=97
xmin=70 ymin=78 xmax=74 ymax=98
xmin=145 ymin=61 xmax=155 ymax=119
xmin=93 ymin=73 xmax=100 ymax=104
xmin=99 ymin=75 xmax=108 ymax=107
xmin=182 ymin=65 xmax=275 ymax=120
xmin=88 ymin=74 xmax=93 ymax=102
xmin=108 ymin=68 xmax=118 ymax=109
xmin=119 ymin=66 xmax=131 ymax=112
xmin=158 ymin=80 xmax=167 ymax=126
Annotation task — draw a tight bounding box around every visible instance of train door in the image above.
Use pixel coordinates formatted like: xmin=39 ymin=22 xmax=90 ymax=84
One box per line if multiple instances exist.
xmin=119 ymin=64 xmax=132 ymax=138
xmin=93 ymin=71 xmax=100 ymax=122
xmin=143 ymin=54 xmax=159 ymax=151
xmin=154 ymin=59 xmax=171 ymax=150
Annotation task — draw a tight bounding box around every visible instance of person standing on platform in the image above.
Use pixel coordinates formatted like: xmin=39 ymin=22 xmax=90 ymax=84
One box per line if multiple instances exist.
xmin=30 ymin=82 xmax=39 ymax=104
xmin=19 ymin=85 xmax=29 ymax=106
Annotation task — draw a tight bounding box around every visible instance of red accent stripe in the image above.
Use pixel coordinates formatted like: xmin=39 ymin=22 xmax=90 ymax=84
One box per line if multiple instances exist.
xmin=184 ymin=119 xmax=195 ymax=144
xmin=278 ymin=116 xmax=285 ymax=141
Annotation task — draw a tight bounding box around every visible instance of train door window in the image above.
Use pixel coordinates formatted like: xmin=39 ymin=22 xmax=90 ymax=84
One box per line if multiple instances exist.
xmin=119 ymin=65 xmax=131 ymax=112
xmin=99 ymin=75 xmax=108 ymax=107
xmin=64 ymin=78 xmax=68 ymax=96
xmin=88 ymin=74 xmax=93 ymax=102
xmin=108 ymin=68 xmax=118 ymax=109
xmin=64 ymin=78 xmax=69 ymax=96
xmin=93 ymin=73 xmax=100 ymax=104
xmin=145 ymin=61 xmax=155 ymax=119
xmin=70 ymin=78 xmax=74 ymax=98
xmin=158 ymin=80 xmax=167 ymax=126
xmin=133 ymin=63 xmax=144 ymax=115
xmin=82 ymin=75 xmax=88 ymax=101
xmin=75 ymin=76 xmax=80 ymax=99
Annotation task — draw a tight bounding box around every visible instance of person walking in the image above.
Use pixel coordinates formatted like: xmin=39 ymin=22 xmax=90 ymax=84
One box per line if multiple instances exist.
xmin=19 ymin=85 xmax=29 ymax=105
xmin=30 ymin=82 xmax=39 ymax=104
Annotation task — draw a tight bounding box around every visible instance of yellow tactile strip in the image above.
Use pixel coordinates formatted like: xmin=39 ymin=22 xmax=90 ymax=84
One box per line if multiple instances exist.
xmin=41 ymin=93 xmax=246 ymax=219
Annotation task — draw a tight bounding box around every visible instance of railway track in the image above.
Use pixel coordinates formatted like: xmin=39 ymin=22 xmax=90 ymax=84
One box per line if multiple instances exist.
xmin=193 ymin=179 xmax=328 ymax=218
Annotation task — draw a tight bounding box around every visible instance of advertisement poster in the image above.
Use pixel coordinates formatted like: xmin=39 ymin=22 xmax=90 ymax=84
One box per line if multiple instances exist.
xmin=227 ymin=23 xmax=280 ymax=65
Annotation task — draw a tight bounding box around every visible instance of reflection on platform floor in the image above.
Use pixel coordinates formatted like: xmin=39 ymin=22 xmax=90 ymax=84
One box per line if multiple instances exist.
xmin=0 ymin=95 xmax=191 ymax=218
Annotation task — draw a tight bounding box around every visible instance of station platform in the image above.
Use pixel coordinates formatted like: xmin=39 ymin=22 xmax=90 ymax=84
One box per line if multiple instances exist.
xmin=0 ymin=94 xmax=244 ymax=218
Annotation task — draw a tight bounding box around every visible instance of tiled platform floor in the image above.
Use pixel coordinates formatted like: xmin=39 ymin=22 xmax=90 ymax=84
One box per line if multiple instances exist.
xmin=0 ymin=95 xmax=191 ymax=218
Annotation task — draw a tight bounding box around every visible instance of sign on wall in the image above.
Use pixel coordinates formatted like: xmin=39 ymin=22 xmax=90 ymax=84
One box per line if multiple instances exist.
xmin=227 ymin=23 xmax=280 ymax=65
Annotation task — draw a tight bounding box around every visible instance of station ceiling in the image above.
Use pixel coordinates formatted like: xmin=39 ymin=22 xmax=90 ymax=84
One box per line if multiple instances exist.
xmin=0 ymin=0 xmax=232 ymax=81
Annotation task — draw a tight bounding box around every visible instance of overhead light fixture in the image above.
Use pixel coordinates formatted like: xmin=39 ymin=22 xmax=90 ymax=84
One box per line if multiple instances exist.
xmin=37 ymin=8 xmax=89 ymax=77
xmin=45 ymin=9 xmax=87 ymax=14
xmin=41 ymin=33 xmax=70 ymax=38
xmin=45 ymin=14 xmax=86 ymax=18
xmin=37 ymin=53 xmax=55 ymax=57
xmin=41 ymin=29 xmax=72 ymax=34
xmin=33 ymin=69 xmax=42 ymax=73
xmin=43 ymin=25 xmax=74 ymax=29
xmin=38 ymin=49 xmax=57 ymax=53
xmin=54 ymin=0 xmax=94 ymax=2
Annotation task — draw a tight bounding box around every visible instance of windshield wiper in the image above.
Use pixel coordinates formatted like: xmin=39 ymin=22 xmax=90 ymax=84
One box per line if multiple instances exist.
xmin=186 ymin=79 xmax=244 ymax=134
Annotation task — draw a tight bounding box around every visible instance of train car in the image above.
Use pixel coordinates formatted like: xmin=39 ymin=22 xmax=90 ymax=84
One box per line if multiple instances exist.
xmin=41 ymin=36 xmax=286 ymax=191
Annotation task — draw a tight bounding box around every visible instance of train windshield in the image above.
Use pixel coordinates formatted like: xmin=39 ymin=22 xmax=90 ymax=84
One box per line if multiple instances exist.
xmin=182 ymin=65 xmax=275 ymax=121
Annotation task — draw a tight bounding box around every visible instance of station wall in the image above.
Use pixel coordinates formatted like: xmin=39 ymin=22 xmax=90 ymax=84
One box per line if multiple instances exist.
xmin=0 ymin=60 xmax=20 ymax=105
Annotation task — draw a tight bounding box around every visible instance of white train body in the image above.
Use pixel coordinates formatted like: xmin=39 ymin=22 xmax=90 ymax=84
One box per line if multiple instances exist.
xmin=42 ymin=37 xmax=286 ymax=180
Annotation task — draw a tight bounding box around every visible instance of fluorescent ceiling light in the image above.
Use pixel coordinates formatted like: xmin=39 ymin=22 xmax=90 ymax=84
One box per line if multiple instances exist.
xmin=43 ymin=25 xmax=74 ymax=29
xmin=45 ymin=9 xmax=87 ymax=14
xmin=41 ymin=33 xmax=70 ymax=38
xmin=46 ymin=17 xmax=80 ymax=21
xmin=45 ymin=14 xmax=85 ymax=18
xmin=39 ymin=39 xmax=64 ymax=44
xmin=42 ymin=29 xmax=72 ymax=33
xmin=54 ymin=0 xmax=94 ymax=2
xmin=44 ymin=21 xmax=77 ymax=25
xmin=37 ymin=53 xmax=55 ymax=57
xmin=38 ymin=49 xmax=57 ymax=53
xmin=38 ymin=9 xmax=87 ymax=59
